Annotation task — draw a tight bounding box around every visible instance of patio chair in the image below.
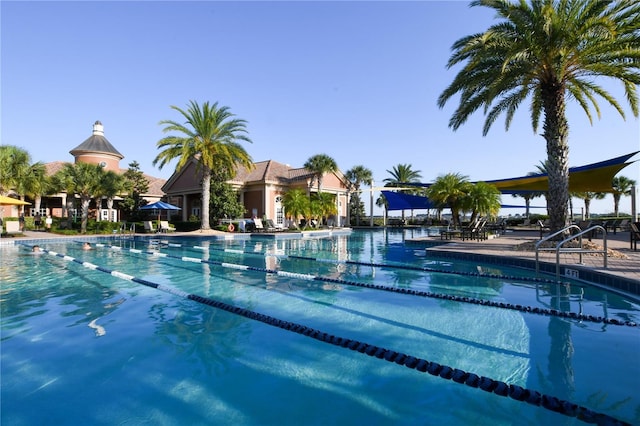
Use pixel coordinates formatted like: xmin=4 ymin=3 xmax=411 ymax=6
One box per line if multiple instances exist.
xmin=143 ymin=221 xmax=156 ymax=233
xmin=630 ymin=222 xmax=640 ymax=251
xmin=462 ymin=218 xmax=487 ymax=241
xmin=160 ymin=221 xmax=175 ymax=233
xmin=265 ymin=219 xmax=282 ymax=232
xmin=537 ymin=220 xmax=551 ymax=239
xmin=252 ymin=218 xmax=265 ymax=232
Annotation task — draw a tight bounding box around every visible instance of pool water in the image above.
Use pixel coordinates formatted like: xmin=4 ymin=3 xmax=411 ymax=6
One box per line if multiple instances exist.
xmin=1 ymin=229 xmax=639 ymax=425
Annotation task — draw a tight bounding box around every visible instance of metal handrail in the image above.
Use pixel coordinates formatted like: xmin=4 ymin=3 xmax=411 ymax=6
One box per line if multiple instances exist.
xmin=535 ymin=225 xmax=607 ymax=278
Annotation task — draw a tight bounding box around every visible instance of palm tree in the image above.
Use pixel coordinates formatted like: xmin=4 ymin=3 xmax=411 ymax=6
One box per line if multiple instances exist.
xmin=611 ymin=176 xmax=637 ymax=217
xmin=511 ymin=172 xmax=545 ymax=218
xmin=426 ymin=173 xmax=472 ymax=227
xmin=153 ymin=100 xmax=253 ymax=230
xmin=573 ymin=191 xmax=606 ymax=219
xmin=438 ymin=0 xmax=640 ymax=234
xmin=383 ymin=164 xmax=422 ymax=222
xmin=304 ymin=154 xmax=338 ymax=195
xmin=345 ymin=165 xmax=373 ymax=226
xmin=314 ymin=192 xmax=338 ymax=227
xmin=56 ymin=162 xmax=105 ymax=234
xmin=97 ymin=170 xmax=126 ymax=223
xmin=464 ymin=181 xmax=502 ymax=224
xmin=282 ymin=189 xmax=309 ymax=229
xmin=0 ymin=145 xmax=31 ymax=195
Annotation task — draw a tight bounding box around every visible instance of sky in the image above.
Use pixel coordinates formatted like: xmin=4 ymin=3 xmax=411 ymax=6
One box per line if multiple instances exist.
xmin=2 ymin=0 xmax=639 ymax=217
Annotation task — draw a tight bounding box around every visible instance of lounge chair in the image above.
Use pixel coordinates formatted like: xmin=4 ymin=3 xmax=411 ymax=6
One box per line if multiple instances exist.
xmin=143 ymin=221 xmax=157 ymax=233
xmin=160 ymin=221 xmax=175 ymax=233
xmin=537 ymin=220 xmax=551 ymax=239
xmin=252 ymin=218 xmax=265 ymax=232
xmin=462 ymin=218 xmax=487 ymax=241
xmin=265 ymin=219 xmax=281 ymax=232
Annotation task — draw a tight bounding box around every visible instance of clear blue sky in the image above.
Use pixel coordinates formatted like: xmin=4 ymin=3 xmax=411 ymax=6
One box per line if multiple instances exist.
xmin=2 ymin=1 xmax=639 ymax=216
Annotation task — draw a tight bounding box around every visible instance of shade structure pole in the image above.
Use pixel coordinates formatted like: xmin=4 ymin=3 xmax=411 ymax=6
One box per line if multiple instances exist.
xmin=370 ymin=180 xmax=374 ymax=227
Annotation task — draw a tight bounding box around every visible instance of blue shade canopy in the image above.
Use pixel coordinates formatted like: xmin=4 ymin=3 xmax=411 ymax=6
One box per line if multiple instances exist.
xmin=140 ymin=201 xmax=181 ymax=211
xmin=381 ymin=191 xmax=436 ymax=211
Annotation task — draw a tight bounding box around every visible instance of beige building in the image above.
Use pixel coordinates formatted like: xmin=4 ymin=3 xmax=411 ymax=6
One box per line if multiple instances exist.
xmin=162 ymin=158 xmax=350 ymax=227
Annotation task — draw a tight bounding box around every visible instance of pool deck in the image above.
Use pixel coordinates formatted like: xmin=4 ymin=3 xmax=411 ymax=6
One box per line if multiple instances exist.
xmin=5 ymin=226 xmax=639 ymax=287
xmin=409 ymin=228 xmax=640 ymax=289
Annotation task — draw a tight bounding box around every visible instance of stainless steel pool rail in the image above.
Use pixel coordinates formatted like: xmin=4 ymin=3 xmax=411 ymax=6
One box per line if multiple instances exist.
xmin=535 ymin=224 xmax=608 ymax=279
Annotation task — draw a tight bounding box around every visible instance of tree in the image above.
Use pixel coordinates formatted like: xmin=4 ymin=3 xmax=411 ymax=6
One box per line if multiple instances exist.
xmin=56 ymin=162 xmax=105 ymax=233
xmin=511 ymin=172 xmax=545 ymax=218
xmin=314 ymin=192 xmax=338 ymax=226
xmin=0 ymin=146 xmax=50 ymax=214
xmin=426 ymin=173 xmax=472 ymax=226
xmin=383 ymin=164 xmax=422 ymax=222
xmin=0 ymin=145 xmax=31 ymax=195
xmin=464 ymin=181 xmax=502 ymax=224
xmin=97 ymin=170 xmax=125 ymax=222
xmin=438 ymin=0 xmax=640 ymax=234
xmin=282 ymin=189 xmax=309 ymax=229
xmin=209 ymin=169 xmax=245 ymax=223
xmin=120 ymin=161 xmax=150 ymax=220
xmin=304 ymin=154 xmax=338 ymax=194
xmin=574 ymin=191 xmax=606 ymax=219
xmin=153 ymin=100 xmax=253 ymax=230
xmin=611 ymin=175 xmax=636 ymax=217
xmin=345 ymin=165 xmax=373 ymax=226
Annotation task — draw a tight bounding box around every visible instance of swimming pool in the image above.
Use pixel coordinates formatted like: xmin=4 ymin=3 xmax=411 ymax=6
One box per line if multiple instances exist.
xmin=1 ymin=229 xmax=638 ymax=425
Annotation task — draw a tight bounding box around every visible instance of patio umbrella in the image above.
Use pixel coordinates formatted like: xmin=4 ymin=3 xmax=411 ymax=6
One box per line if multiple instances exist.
xmin=0 ymin=195 xmax=31 ymax=206
xmin=140 ymin=201 xmax=181 ymax=222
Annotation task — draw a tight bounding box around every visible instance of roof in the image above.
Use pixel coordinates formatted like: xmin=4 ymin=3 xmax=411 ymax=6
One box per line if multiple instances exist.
xmin=232 ymin=160 xmax=315 ymax=184
xmin=69 ymin=134 xmax=124 ymax=159
xmin=69 ymin=121 xmax=124 ymax=159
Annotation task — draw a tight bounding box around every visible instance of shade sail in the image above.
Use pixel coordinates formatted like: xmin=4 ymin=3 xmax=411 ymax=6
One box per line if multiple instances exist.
xmin=0 ymin=195 xmax=31 ymax=206
xmin=381 ymin=191 xmax=437 ymax=211
xmin=485 ymin=151 xmax=638 ymax=193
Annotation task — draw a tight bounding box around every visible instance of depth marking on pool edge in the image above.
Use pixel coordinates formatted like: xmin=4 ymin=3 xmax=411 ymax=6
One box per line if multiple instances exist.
xmin=23 ymin=243 xmax=631 ymax=426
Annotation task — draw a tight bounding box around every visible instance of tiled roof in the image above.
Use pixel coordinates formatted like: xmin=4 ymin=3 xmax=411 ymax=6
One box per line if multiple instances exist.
xmin=70 ymin=135 xmax=124 ymax=159
xmin=232 ymin=160 xmax=314 ymax=184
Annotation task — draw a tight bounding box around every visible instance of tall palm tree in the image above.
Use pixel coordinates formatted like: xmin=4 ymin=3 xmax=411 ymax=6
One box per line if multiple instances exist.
xmin=611 ymin=175 xmax=636 ymax=217
xmin=153 ymin=101 xmax=253 ymax=230
xmin=383 ymin=164 xmax=422 ymax=222
xmin=426 ymin=173 xmax=472 ymax=226
xmin=345 ymin=165 xmax=373 ymax=226
xmin=438 ymin=0 xmax=640 ymax=234
xmin=304 ymin=154 xmax=338 ymax=195
xmin=97 ymin=170 xmax=126 ymax=223
xmin=574 ymin=191 xmax=606 ymax=219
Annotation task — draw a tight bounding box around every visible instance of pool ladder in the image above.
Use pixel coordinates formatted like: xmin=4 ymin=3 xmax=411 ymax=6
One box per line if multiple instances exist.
xmin=535 ymin=224 xmax=607 ymax=279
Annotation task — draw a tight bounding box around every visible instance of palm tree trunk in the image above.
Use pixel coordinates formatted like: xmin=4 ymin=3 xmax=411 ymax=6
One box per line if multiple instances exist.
xmin=81 ymin=196 xmax=90 ymax=234
xmin=542 ymin=83 xmax=570 ymax=234
xmin=201 ymin=167 xmax=212 ymax=230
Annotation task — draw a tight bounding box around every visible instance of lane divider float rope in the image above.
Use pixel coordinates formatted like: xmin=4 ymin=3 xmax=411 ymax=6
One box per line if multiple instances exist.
xmin=22 ymin=243 xmax=631 ymax=426
xmin=87 ymin=242 xmax=638 ymax=328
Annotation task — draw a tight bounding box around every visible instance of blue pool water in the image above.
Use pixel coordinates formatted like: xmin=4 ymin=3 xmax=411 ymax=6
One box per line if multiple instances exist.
xmin=1 ymin=229 xmax=639 ymax=425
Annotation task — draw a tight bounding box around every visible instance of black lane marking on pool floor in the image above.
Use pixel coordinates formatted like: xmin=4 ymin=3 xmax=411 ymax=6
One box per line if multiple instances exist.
xmin=91 ymin=242 xmax=639 ymax=329
xmin=26 ymin=243 xmax=631 ymax=426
